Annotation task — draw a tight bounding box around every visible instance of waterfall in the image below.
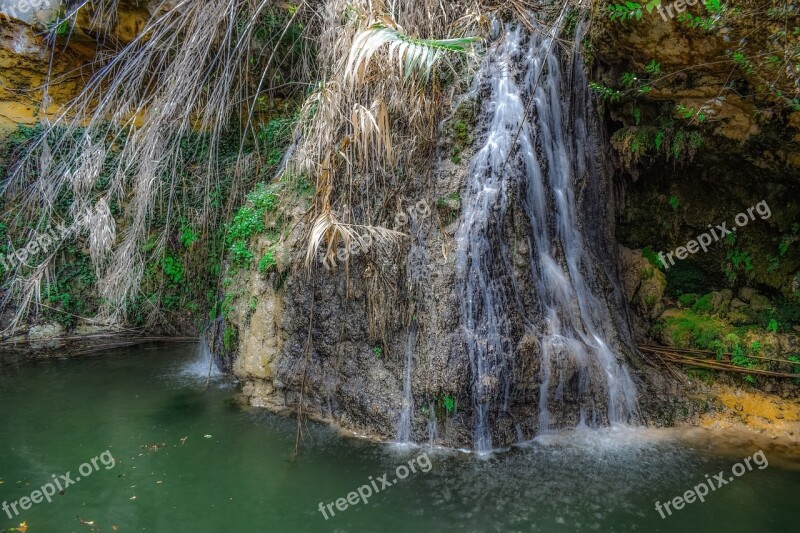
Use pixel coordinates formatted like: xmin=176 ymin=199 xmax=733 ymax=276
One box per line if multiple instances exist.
xmin=396 ymin=322 xmax=417 ymax=444
xmin=180 ymin=335 xmax=222 ymax=380
xmin=456 ymin=16 xmax=639 ymax=452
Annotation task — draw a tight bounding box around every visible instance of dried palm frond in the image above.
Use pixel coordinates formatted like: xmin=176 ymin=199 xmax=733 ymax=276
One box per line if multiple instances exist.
xmin=304 ymin=210 xmax=406 ymax=271
xmin=344 ymin=19 xmax=478 ymax=87
xmin=348 ymin=99 xmax=393 ymax=174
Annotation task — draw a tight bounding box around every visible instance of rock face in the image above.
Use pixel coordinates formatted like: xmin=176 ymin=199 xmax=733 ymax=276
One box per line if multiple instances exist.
xmin=0 ymin=1 xmax=157 ymax=130
xmin=228 ymin=22 xmax=673 ymax=450
xmin=591 ymin=1 xmax=800 ymax=298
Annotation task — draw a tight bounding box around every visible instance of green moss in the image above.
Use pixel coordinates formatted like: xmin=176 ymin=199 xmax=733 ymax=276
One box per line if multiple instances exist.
xmin=660 ymin=310 xmax=732 ymax=351
xmin=223 ymin=324 xmax=239 ymax=354
xmin=691 ymin=293 xmax=714 ymax=314
xmin=641 ymin=246 xmax=663 ymax=269
xmin=677 ymin=293 xmax=699 ymax=308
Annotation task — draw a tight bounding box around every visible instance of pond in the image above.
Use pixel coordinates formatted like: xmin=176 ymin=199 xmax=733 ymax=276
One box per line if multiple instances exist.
xmin=1 ymin=344 xmax=798 ymax=532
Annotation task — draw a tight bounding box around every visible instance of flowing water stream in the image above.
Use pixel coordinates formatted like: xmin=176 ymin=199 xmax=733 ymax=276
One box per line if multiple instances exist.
xmin=1 ymin=344 xmax=798 ymax=531
xmin=456 ymin=18 xmax=638 ymax=452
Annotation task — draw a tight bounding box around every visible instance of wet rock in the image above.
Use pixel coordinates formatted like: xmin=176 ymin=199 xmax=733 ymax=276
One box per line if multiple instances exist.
xmin=738 ymin=287 xmax=757 ymax=303
xmin=749 ymin=294 xmax=772 ymax=311
xmin=730 ymin=298 xmax=747 ymax=309
xmin=618 ymin=246 xmax=666 ymax=323
xmin=28 ymin=323 xmax=64 ymax=339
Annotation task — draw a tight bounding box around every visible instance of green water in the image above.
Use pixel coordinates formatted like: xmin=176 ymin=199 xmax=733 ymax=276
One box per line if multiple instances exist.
xmin=1 ymin=344 xmax=799 ymax=532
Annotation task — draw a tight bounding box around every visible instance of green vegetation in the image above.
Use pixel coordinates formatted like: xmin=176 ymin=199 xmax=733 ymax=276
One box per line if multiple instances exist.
xmin=691 ymin=293 xmax=713 ymax=314
xmin=677 ymin=293 xmax=699 ymax=308
xmin=607 ymin=0 xmax=662 ymax=22
xmin=450 ymin=120 xmax=472 ymax=163
xmin=225 ymin=182 xmax=279 ymax=268
xmin=641 ymin=246 xmax=664 ymax=269
xmin=442 ymin=395 xmax=455 ymax=415
xmin=258 ymin=250 xmax=277 ymax=274
xmin=258 ymin=116 xmax=297 ymax=166
xmin=223 ymin=324 xmax=239 ymax=354
xmin=668 ymin=195 xmax=680 ymax=211
xmin=602 ymin=0 xmax=800 ymax=114
xmin=40 ymin=247 xmax=98 ymax=331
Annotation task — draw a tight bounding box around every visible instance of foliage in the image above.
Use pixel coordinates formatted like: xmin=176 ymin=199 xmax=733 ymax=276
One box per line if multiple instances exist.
xmin=749 ymin=300 xmax=800 ymax=334
xmin=161 ymin=255 xmax=185 ymax=285
xmin=641 ymin=246 xmax=664 ymax=269
xmin=605 ymin=0 xmax=800 ymax=114
xmin=678 ymin=293 xmax=700 ymax=308
xmin=179 ymin=223 xmax=199 ymax=249
xmin=258 ymin=116 xmax=297 ymax=165
xmin=258 ymin=250 xmax=277 ymax=274
xmin=442 ymin=395 xmax=455 ymax=414
xmin=225 ymin=183 xmax=278 ymax=268
xmin=692 ymin=293 xmax=714 ymax=314
xmin=668 ymin=195 xmax=680 ymax=210
xmin=607 ymin=1 xmax=662 ymax=22
xmin=223 ymin=324 xmax=239 ymax=354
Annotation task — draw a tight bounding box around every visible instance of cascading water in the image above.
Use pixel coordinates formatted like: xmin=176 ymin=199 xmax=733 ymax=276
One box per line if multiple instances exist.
xmin=396 ymin=322 xmax=417 ymax=444
xmin=456 ymin=15 xmax=639 ymax=452
xmin=180 ymin=335 xmax=222 ymax=380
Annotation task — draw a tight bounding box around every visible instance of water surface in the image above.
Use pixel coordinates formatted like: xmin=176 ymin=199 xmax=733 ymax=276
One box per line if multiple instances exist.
xmin=1 ymin=344 xmax=798 ymax=531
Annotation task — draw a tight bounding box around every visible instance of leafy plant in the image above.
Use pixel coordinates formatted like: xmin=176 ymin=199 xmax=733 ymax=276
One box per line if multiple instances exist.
xmin=162 ymin=255 xmax=185 ymax=285
xmin=668 ymin=195 xmax=680 ymax=210
xmin=258 ymin=250 xmax=277 ymax=274
xmin=607 ymin=1 xmax=662 ymax=22
xmin=589 ymin=82 xmax=622 ymax=102
xmin=442 ymin=395 xmax=455 ymax=414
xmin=179 ymin=223 xmax=199 ymax=248
xmin=644 ymin=59 xmax=661 ymax=76
xmin=229 ymin=240 xmax=254 ymax=267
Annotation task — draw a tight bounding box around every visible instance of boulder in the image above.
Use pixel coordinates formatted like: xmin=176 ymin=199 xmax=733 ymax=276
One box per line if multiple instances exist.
xmin=730 ymin=298 xmax=748 ymax=309
xmin=749 ymin=294 xmax=772 ymax=311
xmin=738 ymin=287 xmax=757 ymax=303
